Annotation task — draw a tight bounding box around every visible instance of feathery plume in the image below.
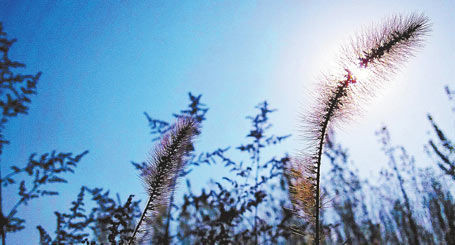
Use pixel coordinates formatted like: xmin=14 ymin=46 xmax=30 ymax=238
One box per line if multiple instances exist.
xmin=288 ymin=13 xmax=430 ymax=244
xmin=129 ymin=116 xmax=199 ymax=244
xmin=285 ymin=158 xmax=317 ymax=223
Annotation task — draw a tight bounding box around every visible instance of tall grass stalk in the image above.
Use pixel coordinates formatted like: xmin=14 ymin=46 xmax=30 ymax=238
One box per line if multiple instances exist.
xmin=287 ymin=13 xmax=430 ymax=244
xmin=129 ymin=117 xmax=198 ymax=244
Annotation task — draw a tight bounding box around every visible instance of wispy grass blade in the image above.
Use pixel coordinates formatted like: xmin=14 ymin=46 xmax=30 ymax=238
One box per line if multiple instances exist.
xmin=129 ymin=116 xmax=199 ymax=244
xmin=288 ymin=13 xmax=430 ymax=244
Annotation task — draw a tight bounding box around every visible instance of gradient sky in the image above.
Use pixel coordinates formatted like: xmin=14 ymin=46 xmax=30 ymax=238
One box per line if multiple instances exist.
xmin=1 ymin=1 xmax=454 ymax=243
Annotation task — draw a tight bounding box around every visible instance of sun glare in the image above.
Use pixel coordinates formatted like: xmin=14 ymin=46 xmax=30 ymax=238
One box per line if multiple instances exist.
xmin=349 ymin=65 xmax=372 ymax=84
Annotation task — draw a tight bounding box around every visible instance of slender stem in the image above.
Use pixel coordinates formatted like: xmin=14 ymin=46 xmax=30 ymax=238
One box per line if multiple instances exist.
xmin=253 ymin=143 xmax=261 ymax=245
xmin=389 ymin=147 xmax=419 ymax=245
xmin=129 ymin=195 xmax=153 ymax=245
xmin=1 ymin=171 xmax=19 ymax=184
xmin=314 ymin=85 xmax=346 ymax=245
xmin=254 ymin=155 xmax=259 ymax=244
xmin=0 ymin=168 xmax=5 ymax=245
xmin=163 ymin=183 xmax=176 ymax=245
xmin=1 ymin=121 xmax=7 ymax=245
xmin=6 ymin=183 xmax=39 ymax=220
xmin=315 ymin=128 xmax=326 ymax=245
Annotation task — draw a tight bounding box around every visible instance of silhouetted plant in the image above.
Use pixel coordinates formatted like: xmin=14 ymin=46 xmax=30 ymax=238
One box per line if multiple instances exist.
xmin=289 ymin=13 xmax=430 ymax=243
xmin=427 ymin=86 xmax=454 ymax=180
xmin=138 ymin=97 xmax=292 ymax=244
xmin=37 ymin=186 xmax=141 ymax=244
xmin=0 ymin=23 xmax=40 ymax=156
xmin=172 ymin=102 xmax=291 ymax=244
xmin=2 ymin=151 xmax=88 ymax=234
xmin=27 ymin=86 xmax=455 ymax=244
xmin=0 ymin=22 xmax=88 ymax=244
xmin=4 ymin=13 xmax=454 ymax=245
xmin=129 ymin=117 xmax=199 ymax=244
xmin=376 ymin=126 xmax=420 ymax=244
xmin=317 ymin=121 xmax=455 ymax=245
xmin=130 ymin=92 xmax=208 ymax=244
xmin=323 ymin=136 xmax=372 ymax=244
xmin=142 ymin=93 xmax=207 ymax=143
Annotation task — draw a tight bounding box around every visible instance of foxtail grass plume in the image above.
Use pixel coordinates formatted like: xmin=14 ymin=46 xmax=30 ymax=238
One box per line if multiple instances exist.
xmin=285 ymin=157 xmax=317 ymax=223
xmin=129 ymin=117 xmax=199 ymax=244
xmin=287 ymin=13 xmax=430 ymax=244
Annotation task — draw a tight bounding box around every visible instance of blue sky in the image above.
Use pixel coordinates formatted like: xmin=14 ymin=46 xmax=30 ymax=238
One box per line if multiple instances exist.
xmin=1 ymin=1 xmax=454 ymax=243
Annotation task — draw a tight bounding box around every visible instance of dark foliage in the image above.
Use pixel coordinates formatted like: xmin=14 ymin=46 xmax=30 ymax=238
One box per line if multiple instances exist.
xmin=0 ymin=23 xmax=89 ymax=244
xmin=2 ymin=18 xmax=454 ymax=245
xmin=37 ymin=186 xmax=141 ymax=244
xmin=124 ymin=88 xmax=455 ymax=244
xmin=1 ymin=151 xmax=88 ymax=234
xmin=0 ymin=23 xmax=41 ymax=155
xmin=320 ymin=123 xmax=455 ymax=244
xmin=427 ymin=86 xmax=454 ymax=180
xmin=130 ymin=117 xmax=199 ymax=244
xmin=143 ymin=92 xmax=207 ymax=142
xmin=5 ymin=87 xmax=455 ymax=244
xmin=136 ymin=96 xmax=293 ymax=244
xmin=298 ymin=14 xmax=430 ymax=244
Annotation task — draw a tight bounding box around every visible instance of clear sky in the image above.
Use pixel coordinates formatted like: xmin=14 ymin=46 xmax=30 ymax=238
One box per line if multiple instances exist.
xmin=1 ymin=1 xmax=454 ymax=243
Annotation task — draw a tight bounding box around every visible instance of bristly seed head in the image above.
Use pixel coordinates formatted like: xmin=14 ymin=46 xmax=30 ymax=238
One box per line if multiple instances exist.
xmin=288 ymin=13 xmax=430 ymax=238
xmin=346 ymin=13 xmax=431 ymax=81
xmin=132 ymin=116 xmax=199 ymax=242
xmin=143 ymin=116 xmax=198 ymax=215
